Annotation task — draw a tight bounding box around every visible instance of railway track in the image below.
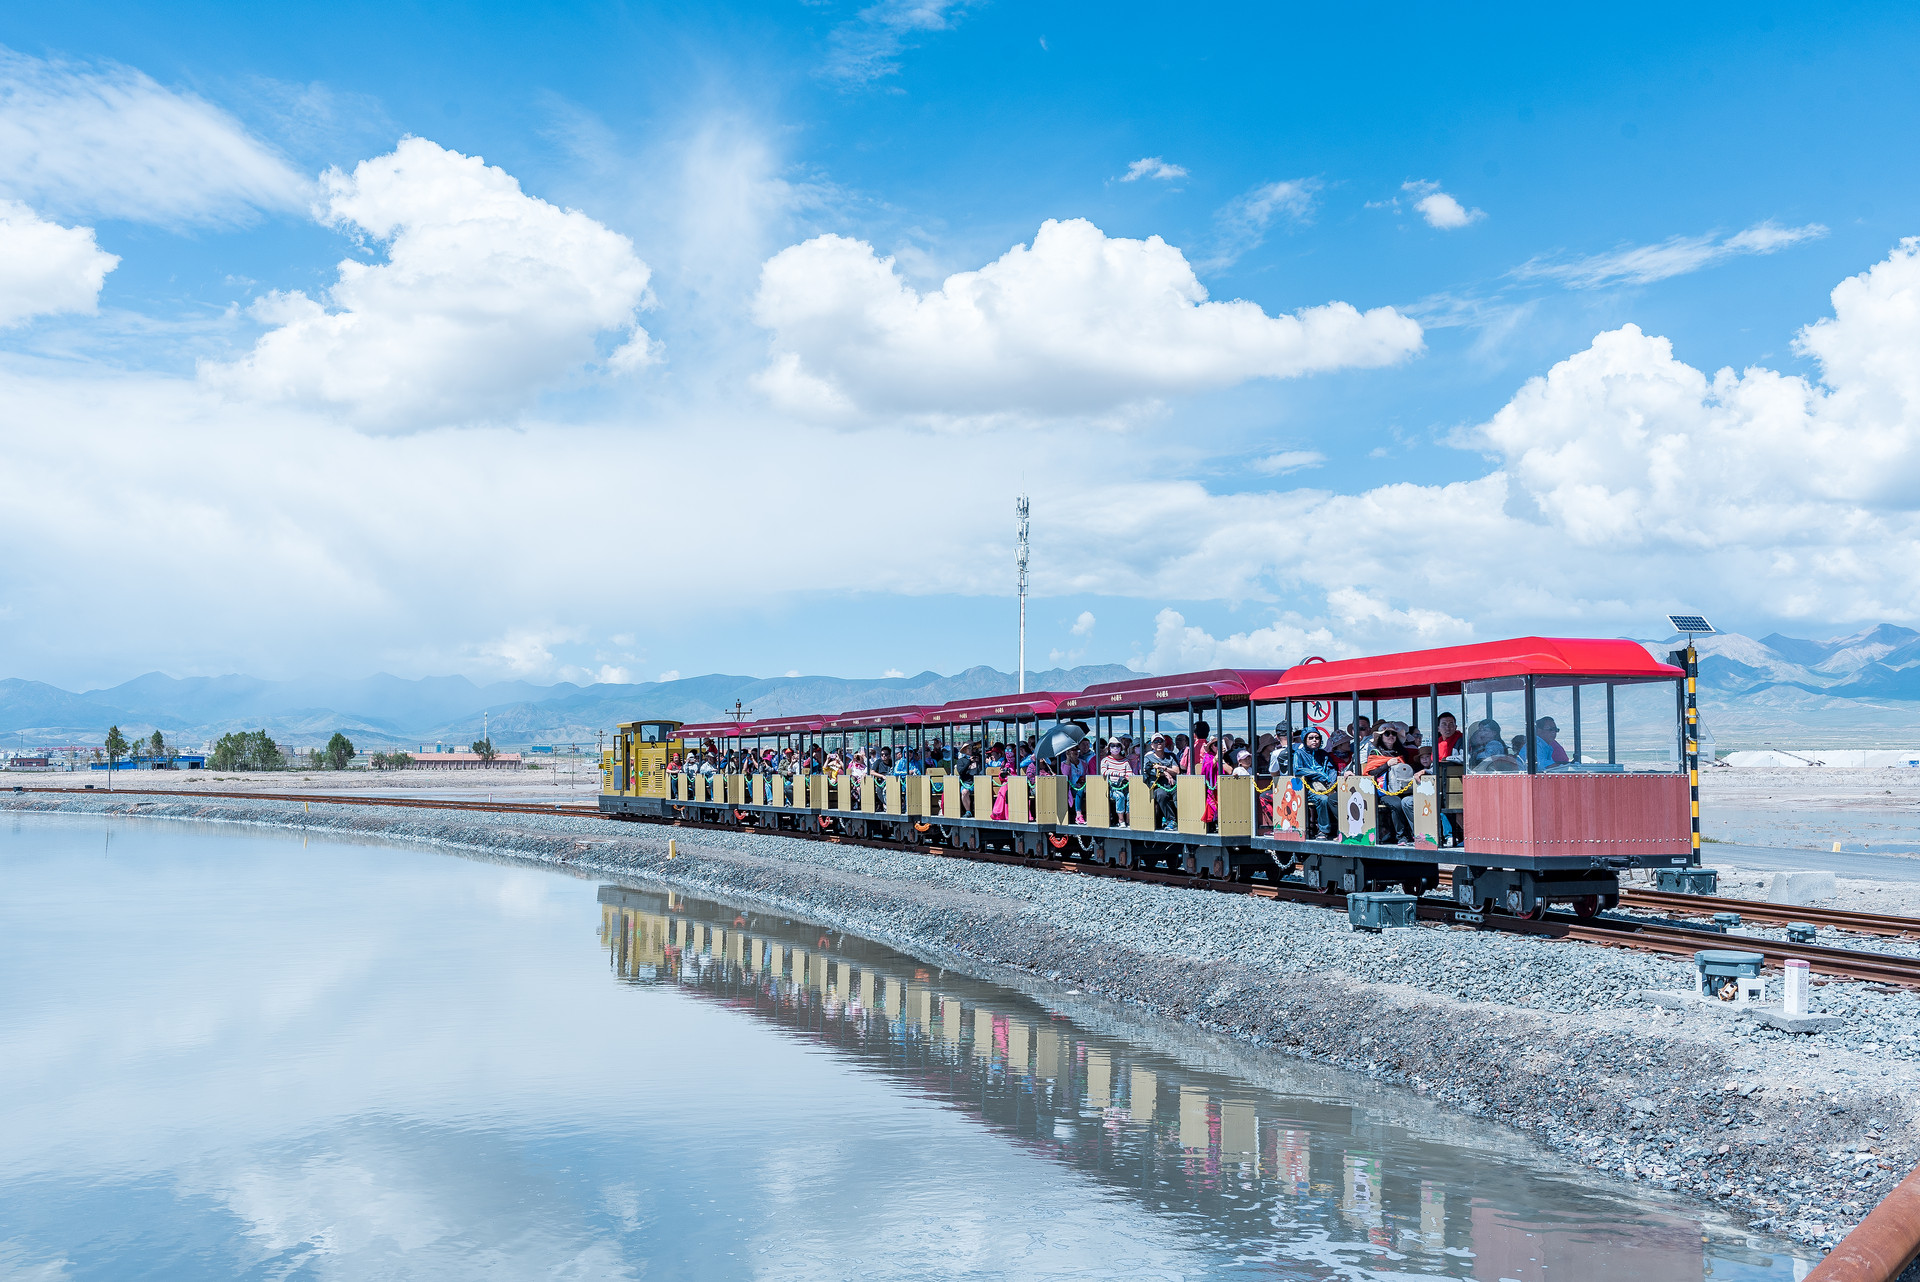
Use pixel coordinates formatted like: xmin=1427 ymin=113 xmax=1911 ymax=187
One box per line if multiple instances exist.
xmin=21 ymin=784 xmax=1920 ymax=986
xmin=1621 ymin=886 xmax=1920 ymax=939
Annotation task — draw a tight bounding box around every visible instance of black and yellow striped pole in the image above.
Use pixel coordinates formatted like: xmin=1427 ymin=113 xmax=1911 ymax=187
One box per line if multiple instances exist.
xmin=1686 ymin=643 xmax=1700 ymax=864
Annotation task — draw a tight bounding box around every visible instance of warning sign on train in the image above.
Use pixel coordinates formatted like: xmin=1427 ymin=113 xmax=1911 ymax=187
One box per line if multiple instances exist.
xmin=1307 ymin=699 xmax=1332 ymax=727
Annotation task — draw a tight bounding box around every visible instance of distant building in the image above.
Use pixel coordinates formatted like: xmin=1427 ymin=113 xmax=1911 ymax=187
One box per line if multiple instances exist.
xmin=5 ymin=756 xmax=53 ymax=770
xmin=408 ymin=752 xmax=523 ymax=769
xmin=528 ymin=745 xmax=556 ymax=754
xmin=89 ymin=755 xmax=207 ymax=771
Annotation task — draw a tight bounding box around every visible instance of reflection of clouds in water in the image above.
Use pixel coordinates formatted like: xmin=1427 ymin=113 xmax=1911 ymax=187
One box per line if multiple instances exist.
xmin=177 ymin=1126 xmax=640 ymax=1279
xmin=493 ymin=868 xmax=565 ymax=919
xmin=0 ymin=1240 xmax=74 ymax=1280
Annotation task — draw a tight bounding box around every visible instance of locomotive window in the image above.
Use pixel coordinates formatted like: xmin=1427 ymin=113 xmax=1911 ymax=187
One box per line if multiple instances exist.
xmin=638 ymin=724 xmax=666 ymax=743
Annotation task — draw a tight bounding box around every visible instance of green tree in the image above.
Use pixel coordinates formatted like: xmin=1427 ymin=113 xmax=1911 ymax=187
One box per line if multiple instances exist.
xmin=149 ymin=730 xmax=167 ymax=761
xmin=324 ymin=732 xmax=356 ymax=771
xmin=210 ymin=729 xmax=284 ymax=771
xmin=471 ymin=738 xmax=497 ymax=763
xmin=386 ymin=750 xmax=414 ymax=769
xmin=369 ymin=752 xmax=388 ymax=770
xmin=104 ymin=725 xmax=129 ymax=770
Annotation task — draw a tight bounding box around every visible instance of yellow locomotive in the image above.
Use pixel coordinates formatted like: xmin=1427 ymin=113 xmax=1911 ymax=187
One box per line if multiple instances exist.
xmin=609 ymin=720 xmax=686 ymax=799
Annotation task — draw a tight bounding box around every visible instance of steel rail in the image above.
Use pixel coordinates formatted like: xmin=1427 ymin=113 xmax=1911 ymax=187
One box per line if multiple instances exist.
xmin=1620 ymin=887 xmax=1920 ymax=938
xmin=19 ymin=785 xmax=1920 ymax=985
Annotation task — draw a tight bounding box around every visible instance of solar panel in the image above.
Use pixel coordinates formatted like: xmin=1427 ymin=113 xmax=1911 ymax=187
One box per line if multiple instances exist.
xmin=1666 ymin=614 xmax=1715 ymax=635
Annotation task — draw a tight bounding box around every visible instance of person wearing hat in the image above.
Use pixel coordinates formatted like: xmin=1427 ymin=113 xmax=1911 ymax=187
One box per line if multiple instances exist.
xmin=1099 ymin=737 xmax=1131 ymax=821
xmin=1293 ymin=728 xmax=1337 ymax=839
xmin=1143 ymin=734 xmax=1179 ymax=830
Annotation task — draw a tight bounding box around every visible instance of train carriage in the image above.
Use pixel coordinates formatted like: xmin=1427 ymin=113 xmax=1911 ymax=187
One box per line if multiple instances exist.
xmin=1055 ymin=669 xmax=1287 ymax=877
xmin=1248 ymin=637 xmax=1691 ymax=916
xmin=918 ymin=691 xmax=1070 ymax=855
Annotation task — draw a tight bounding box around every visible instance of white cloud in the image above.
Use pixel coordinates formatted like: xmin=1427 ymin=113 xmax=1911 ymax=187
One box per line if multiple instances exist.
xmin=1516 ymin=220 xmax=1827 ymax=289
xmin=1251 ymin=449 xmax=1324 ymax=475
xmin=1120 ymin=157 xmax=1187 ymax=183
xmin=751 ymin=217 xmax=1421 ymax=421
xmin=0 ymin=199 xmax=118 ymax=326
xmin=1201 ymin=179 xmax=1320 ymax=269
xmin=1139 ymin=609 xmax=1347 ymax=673
xmin=0 ymin=46 xmax=308 ymax=225
xmin=657 ymin=670 xmax=681 ymax=683
xmin=1070 ymin=610 xmax=1095 ymax=636
xmin=784 ymin=669 xmax=801 ymax=678
xmin=823 ymin=0 xmax=973 ymax=84
xmin=1402 ymin=180 xmax=1484 ymax=230
xmin=883 ymin=667 xmax=905 ymax=678
xmin=200 ymin=137 xmax=655 ymax=431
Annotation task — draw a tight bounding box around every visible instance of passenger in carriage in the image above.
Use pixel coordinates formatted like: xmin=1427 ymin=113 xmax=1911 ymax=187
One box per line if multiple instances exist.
xmin=1433 ymin=712 xmax=1463 ymax=761
xmin=1465 ymin=719 xmax=1513 ymax=771
xmin=1062 ymin=744 xmax=1088 ymax=822
xmin=1100 ymin=738 xmax=1131 ymax=820
xmin=1534 ymin=716 xmax=1570 ymax=766
xmin=958 ymin=743 xmax=980 ymax=815
xmin=1143 ymin=734 xmax=1180 ymax=829
xmin=1293 ymin=729 xmax=1338 ymax=839
xmin=1363 ymin=726 xmax=1418 ymax=844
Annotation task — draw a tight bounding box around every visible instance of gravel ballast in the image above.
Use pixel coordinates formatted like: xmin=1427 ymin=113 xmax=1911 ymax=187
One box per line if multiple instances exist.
xmin=9 ymin=792 xmax=1915 ymax=1252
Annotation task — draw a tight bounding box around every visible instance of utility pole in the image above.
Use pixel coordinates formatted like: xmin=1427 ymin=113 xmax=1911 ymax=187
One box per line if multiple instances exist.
xmin=1016 ymin=494 xmax=1029 ymax=694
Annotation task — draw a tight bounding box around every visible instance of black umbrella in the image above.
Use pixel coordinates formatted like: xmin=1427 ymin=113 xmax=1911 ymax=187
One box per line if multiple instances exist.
xmin=1033 ymin=722 xmax=1088 ymax=762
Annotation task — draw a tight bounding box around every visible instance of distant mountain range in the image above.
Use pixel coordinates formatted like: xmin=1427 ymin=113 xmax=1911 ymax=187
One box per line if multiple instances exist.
xmin=4 ymin=624 xmax=1915 ymax=752
xmin=0 ymin=665 xmax=1137 ymax=750
xmin=1639 ymin=624 xmax=1920 ymax=748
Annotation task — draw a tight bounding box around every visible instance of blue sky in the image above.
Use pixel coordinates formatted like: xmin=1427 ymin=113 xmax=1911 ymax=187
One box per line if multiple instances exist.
xmin=2 ymin=1 xmax=1918 ymax=688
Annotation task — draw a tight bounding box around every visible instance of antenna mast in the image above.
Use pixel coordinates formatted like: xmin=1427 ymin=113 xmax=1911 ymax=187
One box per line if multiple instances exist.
xmin=1016 ymin=494 xmax=1030 ymax=694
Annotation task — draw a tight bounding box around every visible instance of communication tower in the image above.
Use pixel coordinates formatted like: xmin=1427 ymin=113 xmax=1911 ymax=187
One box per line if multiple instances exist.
xmin=1016 ymin=495 xmax=1030 ymax=694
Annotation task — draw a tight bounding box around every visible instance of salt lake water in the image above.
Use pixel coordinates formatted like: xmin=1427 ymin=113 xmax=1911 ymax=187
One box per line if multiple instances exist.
xmin=0 ymin=811 xmax=1815 ymax=1279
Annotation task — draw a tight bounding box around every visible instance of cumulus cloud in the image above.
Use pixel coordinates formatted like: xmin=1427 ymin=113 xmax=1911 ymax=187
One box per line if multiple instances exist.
xmin=0 ymin=200 xmax=119 ymax=326
xmin=1402 ymin=180 xmax=1483 ymax=230
xmin=1070 ymin=610 xmax=1096 ymax=636
xmin=0 ymin=46 xmax=308 ymax=225
xmin=1516 ymin=220 xmax=1827 ymax=289
xmin=1201 ymin=178 xmax=1320 ymax=269
xmin=751 ymin=217 xmax=1421 ymax=420
xmin=201 ymin=138 xmax=655 ymax=431
xmin=1120 ymin=157 xmax=1187 ymax=183
xmin=823 ymin=0 xmax=974 ymax=84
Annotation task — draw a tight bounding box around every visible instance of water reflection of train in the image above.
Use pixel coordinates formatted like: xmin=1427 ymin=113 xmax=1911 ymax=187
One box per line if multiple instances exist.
xmin=596 ymin=884 xmax=1746 ymax=1282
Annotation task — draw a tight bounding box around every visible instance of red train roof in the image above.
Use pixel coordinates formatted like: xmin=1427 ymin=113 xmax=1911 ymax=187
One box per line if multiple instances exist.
xmin=737 ymin=714 xmax=827 ymax=735
xmin=1253 ymin=637 xmax=1680 ymax=701
xmin=1059 ymin=669 xmax=1289 ymax=713
xmin=676 ymin=721 xmax=744 ymax=739
xmin=822 ymin=704 xmax=941 ymax=730
xmin=925 ymin=692 xmax=1067 ymax=722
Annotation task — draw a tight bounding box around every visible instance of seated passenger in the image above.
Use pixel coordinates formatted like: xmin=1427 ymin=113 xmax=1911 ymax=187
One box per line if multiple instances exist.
xmin=1292 ymin=730 xmax=1338 ymax=838
xmin=1363 ymin=726 xmax=1418 ymax=844
xmin=1534 ymin=716 xmax=1570 ymax=766
xmin=1465 ymin=720 xmax=1517 ymax=772
xmin=1143 ymin=734 xmax=1180 ymax=830
xmin=1433 ymin=712 xmax=1463 ymax=761
xmin=1099 ymin=739 xmax=1131 ymax=820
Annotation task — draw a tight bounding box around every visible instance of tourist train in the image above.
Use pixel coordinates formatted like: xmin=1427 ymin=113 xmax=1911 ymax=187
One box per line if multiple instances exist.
xmin=599 ymin=637 xmax=1702 ymax=919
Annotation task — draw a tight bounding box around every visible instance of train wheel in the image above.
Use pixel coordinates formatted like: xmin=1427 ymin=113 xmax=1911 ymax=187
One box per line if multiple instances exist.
xmin=1182 ymin=852 xmax=1199 ymax=876
xmin=1572 ymin=894 xmax=1603 ymax=919
xmin=1206 ymin=855 xmax=1228 ymax=880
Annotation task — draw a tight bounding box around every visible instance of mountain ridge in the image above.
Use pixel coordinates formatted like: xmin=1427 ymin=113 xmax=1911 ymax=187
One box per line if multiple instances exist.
xmin=6 ymin=624 xmax=1919 ymax=750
